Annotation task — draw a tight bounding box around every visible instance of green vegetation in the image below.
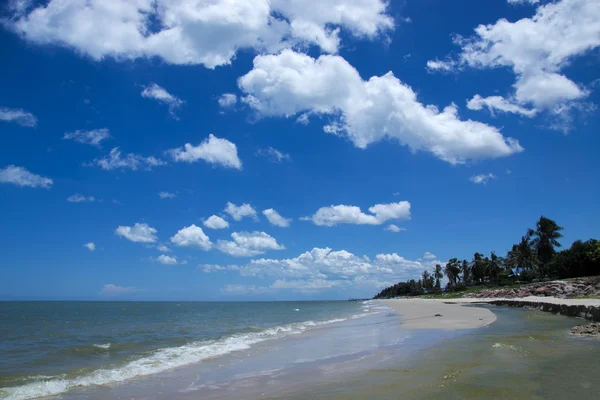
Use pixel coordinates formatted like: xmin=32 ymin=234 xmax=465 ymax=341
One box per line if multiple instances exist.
xmin=373 ymin=216 xmax=600 ymax=299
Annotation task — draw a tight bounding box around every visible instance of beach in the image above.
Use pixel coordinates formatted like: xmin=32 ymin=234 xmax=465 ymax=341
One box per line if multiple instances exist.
xmin=379 ymin=298 xmax=497 ymax=330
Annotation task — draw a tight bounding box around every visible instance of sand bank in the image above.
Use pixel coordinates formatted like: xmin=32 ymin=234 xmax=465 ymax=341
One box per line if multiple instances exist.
xmin=379 ymin=298 xmax=496 ymax=330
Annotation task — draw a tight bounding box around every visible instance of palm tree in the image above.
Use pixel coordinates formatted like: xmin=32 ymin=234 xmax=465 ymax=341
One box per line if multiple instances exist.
xmin=470 ymin=252 xmax=487 ymax=285
xmin=444 ymin=258 xmax=461 ymax=288
xmin=531 ymin=216 xmax=563 ymax=275
xmin=487 ymin=252 xmax=503 ymax=285
xmin=507 ymin=232 xmax=537 ymax=271
xmin=461 ymin=259 xmax=471 ymax=285
xmin=433 ymin=264 xmax=443 ymax=292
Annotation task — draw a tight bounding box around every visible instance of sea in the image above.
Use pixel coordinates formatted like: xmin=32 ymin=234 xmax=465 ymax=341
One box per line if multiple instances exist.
xmin=2 ymin=301 xmax=600 ymax=400
xmin=0 ymin=300 xmax=413 ymax=400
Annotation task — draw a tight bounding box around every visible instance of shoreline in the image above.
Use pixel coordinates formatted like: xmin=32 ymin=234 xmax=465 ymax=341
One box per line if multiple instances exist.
xmin=438 ymin=296 xmax=600 ymax=322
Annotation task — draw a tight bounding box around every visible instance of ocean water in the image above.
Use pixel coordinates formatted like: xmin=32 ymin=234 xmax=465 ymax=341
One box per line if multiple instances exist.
xmin=0 ymin=300 xmax=399 ymax=400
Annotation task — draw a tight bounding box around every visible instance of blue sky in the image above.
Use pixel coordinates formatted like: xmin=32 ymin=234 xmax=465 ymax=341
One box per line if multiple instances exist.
xmin=1 ymin=0 xmax=599 ymax=301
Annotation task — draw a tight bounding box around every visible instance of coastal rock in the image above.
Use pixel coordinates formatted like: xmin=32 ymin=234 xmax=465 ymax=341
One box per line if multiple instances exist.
xmin=570 ymin=323 xmax=600 ymax=338
xmin=464 ymin=277 xmax=600 ymax=300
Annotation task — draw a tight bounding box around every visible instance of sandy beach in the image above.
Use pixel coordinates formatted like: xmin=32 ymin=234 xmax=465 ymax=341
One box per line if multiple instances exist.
xmin=380 ymin=298 xmax=497 ymax=330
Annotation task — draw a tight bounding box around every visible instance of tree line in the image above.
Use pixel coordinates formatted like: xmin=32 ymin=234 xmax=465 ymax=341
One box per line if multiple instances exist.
xmin=374 ymin=216 xmax=600 ymax=299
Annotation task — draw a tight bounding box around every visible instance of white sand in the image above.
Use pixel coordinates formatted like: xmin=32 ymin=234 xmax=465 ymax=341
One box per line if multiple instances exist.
xmin=379 ymin=299 xmax=497 ymax=330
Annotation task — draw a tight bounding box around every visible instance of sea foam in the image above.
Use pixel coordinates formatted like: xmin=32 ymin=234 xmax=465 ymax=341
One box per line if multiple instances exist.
xmin=2 ymin=317 xmax=350 ymax=400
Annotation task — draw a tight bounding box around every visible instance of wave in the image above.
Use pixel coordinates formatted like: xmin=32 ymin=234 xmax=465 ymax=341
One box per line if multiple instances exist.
xmin=1 ymin=317 xmax=350 ymax=400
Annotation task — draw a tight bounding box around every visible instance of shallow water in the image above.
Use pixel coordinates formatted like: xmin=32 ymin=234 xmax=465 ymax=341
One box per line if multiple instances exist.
xmin=279 ymin=305 xmax=600 ymax=400
xmin=0 ymin=301 xmax=371 ymax=400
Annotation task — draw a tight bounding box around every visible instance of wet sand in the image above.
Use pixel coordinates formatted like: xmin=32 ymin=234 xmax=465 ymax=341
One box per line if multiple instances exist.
xmin=380 ymin=298 xmax=497 ymax=330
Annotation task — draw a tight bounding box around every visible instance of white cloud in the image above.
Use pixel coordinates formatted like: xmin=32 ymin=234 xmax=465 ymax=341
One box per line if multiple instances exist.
xmin=469 ymin=173 xmax=497 ymax=185
xmin=170 ymin=224 xmax=212 ymax=250
xmin=141 ymin=83 xmax=184 ymax=118
xmin=100 ymin=283 xmax=138 ymax=296
xmin=209 ymin=247 xmax=445 ymax=293
xmin=169 ymin=134 xmax=242 ymax=170
xmin=508 ymin=0 xmax=540 ymax=4
xmin=304 ymin=201 xmax=411 ymax=227
xmin=256 ymin=147 xmax=291 ymax=163
xmin=423 ymin=252 xmax=436 ymax=260
xmin=262 ymin=208 xmax=291 ymax=227
xmin=221 ymin=284 xmax=270 ymax=295
xmin=159 ymin=191 xmax=176 ymax=199
xmin=239 ymin=50 xmax=523 ymax=164
xmin=200 ymin=264 xmax=241 ymax=273
xmin=89 ymin=147 xmax=166 ymax=171
xmin=84 ymin=242 xmax=96 ymax=251
xmin=426 ymin=59 xmax=456 ymax=73
xmin=0 ymin=165 xmax=52 ymax=189
xmin=385 ymin=224 xmax=405 ymax=232
xmin=467 ymin=95 xmax=537 ymax=117
xmin=203 ymin=215 xmax=229 ymax=230
xmin=8 ymin=0 xmax=393 ymax=69
xmin=431 ymin=0 xmax=600 ymax=125
xmin=67 ymin=194 xmax=96 ymax=203
xmin=63 ymin=128 xmax=111 ymax=147
xmin=224 ymin=202 xmax=258 ymax=221
xmin=217 ymin=231 xmax=285 ymax=257
xmin=157 ymin=254 xmax=178 ymax=265
xmin=115 ymin=222 xmax=158 ymax=243
xmin=0 ymin=107 xmax=37 ymax=127
xmin=218 ymin=93 xmax=237 ymax=108
xmin=156 ymin=243 xmax=172 ymax=252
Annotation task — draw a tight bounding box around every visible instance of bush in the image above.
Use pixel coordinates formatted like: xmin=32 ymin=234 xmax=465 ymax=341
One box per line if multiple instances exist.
xmin=450 ymin=283 xmax=468 ymax=292
xmin=519 ymin=269 xmax=537 ymax=283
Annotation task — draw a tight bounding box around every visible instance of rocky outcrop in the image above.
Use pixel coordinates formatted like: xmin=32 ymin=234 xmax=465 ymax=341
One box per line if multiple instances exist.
xmin=464 ymin=276 xmax=600 ymax=299
xmin=486 ymin=299 xmax=600 ymax=322
xmin=570 ymin=322 xmax=600 ymax=338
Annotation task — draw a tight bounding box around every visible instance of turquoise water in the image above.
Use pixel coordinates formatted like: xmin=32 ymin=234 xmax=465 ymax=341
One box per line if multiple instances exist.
xmin=0 ymin=301 xmax=369 ymax=399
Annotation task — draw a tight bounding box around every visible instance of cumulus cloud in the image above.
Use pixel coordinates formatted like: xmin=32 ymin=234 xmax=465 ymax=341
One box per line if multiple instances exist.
xmin=221 ymin=284 xmax=270 ymax=295
xmin=239 ymin=50 xmax=523 ymax=164
xmin=507 ymin=0 xmax=540 ymax=4
xmin=218 ymin=93 xmax=237 ymax=108
xmin=304 ymin=201 xmax=411 ymax=227
xmin=159 ymin=191 xmax=176 ymax=199
xmin=157 ymin=254 xmax=178 ymax=265
xmin=423 ymin=252 xmax=436 ymax=260
xmin=8 ymin=0 xmax=393 ymax=69
xmin=203 ymin=215 xmax=229 ymax=230
xmin=0 ymin=106 xmax=37 ymax=127
xmin=209 ymin=247 xmax=445 ymax=294
xmin=100 ymin=283 xmax=138 ymax=296
xmin=63 ymin=128 xmax=111 ymax=147
xmin=89 ymin=148 xmax=166 ymax=171
xmin=141 ymin=83 xmax=184 ymax=118
xmin=0 ymin=165 xmax=52 ymax=189
xmin=469 ymin=173 xmax=497 ymax=185
xmin=156 ymin=243 xmax=172 ymax=252
xmin=169 ymin=134 xmax=242 ymax=170
xmin=263 ymin=209 xmax=291 ymax=227
xmin=467 ymin=95 xmax=537 ymax=117
xmin=115 ymin=222 xmax=158 ymax=243
xmin=217 ymin=231 xmax=285 ymax=257
xmin=224 ymin=202 xmax=258 ymax=221
xmin=84 ymin=242 xmax=96 ymax=251
xmin=430 ymin=0 xmax=600 ymax=126
xmin=170 ymin=224 xmax=212 ymax=250
xmin=67 ymin=194 xmax=96 ymax=203
xmin=256 ymin=147 xmax=291 ymax=163
xmin=385 ymin=224 xmax=405 ymax=232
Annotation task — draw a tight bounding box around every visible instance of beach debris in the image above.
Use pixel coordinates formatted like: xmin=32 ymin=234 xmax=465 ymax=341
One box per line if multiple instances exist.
xmin=570 ymin=322 xmax=600 ymax=338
